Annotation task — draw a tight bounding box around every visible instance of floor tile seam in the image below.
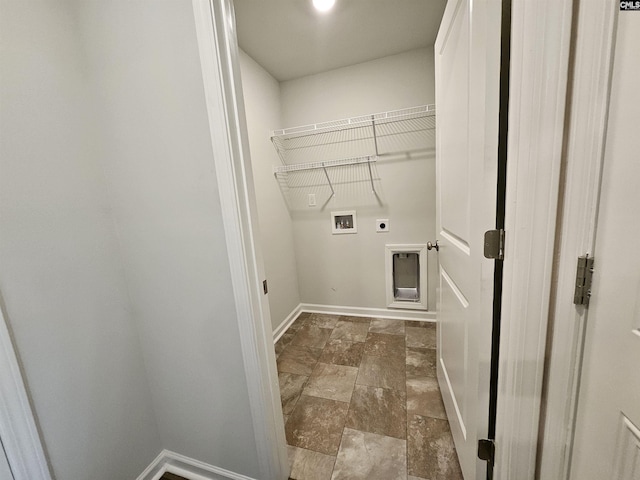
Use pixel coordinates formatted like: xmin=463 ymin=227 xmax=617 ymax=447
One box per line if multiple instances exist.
xmin=341 ymin=422 xmax=409 ymax=442
xmin=286 ymin=373 xmax=312 ymax=417
xmin=288 ymin=441 xmax=339 ymax=463
xmin=361 ymin=350 xmax=408 ymax=359
xmin=352 ymin=382 xmax=409 ymax=398
xmin=296 ymin=393 xmax=350 ymax=409
xmin=354 ymin=379 xmax=407 ymax=394
xmin=312 ymin=361 xmax=360 ymax=373
xmin=342 ymin=388 xmax=408 ymax=441
xmin=301 ymin=388 xmax=356 ymax=405
xmin=407 ymin=411 xmax=450 ymax=423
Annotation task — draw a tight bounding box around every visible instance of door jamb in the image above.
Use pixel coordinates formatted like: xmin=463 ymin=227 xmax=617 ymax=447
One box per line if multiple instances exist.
xmin=536 ymin=1 xmax=617 ymax=478
xmin=191 ymin=1 xmax=289 ymax=478
xmin=494 ymin=0 xmax=574 ymax=478
xmin=0 ymin=303 xmax=52 ymax=480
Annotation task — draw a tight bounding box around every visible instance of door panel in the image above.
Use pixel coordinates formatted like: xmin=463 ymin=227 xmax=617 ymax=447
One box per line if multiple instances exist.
xmin=438 ymin=0 xmax=470 ymax=246
xmin=439 ymin=267 xmax=469 ymax=434
xmin=569 ymin=12 xmax=640 ymax=480
xmin=435 ymin=0 xmax=501 ymax=478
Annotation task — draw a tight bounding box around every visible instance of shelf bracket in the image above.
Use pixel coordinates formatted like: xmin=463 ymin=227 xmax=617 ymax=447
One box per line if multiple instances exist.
xmin=321 ymin=163 xmax=335 ymax=196
xmin=366 ymin=156 xmax=376 ymax=195
xmin=371 ymin=115 xmax=380 ymax=156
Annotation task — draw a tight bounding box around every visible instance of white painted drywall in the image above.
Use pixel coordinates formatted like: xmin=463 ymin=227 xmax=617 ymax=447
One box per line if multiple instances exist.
xmin=0 ymin=2 xmax=160 ymax=478
xmin=239 ymin=51 xmax=301 ymax=331
xmin=279 ymin=48 xmax=437 ymax=311
xmin=281 ymin=48 xmax=435 ymax=125
xmin=74 ymin=2 xmax=260 ymax=477
xmin=1 ymin=1 xmax=262 ymax=478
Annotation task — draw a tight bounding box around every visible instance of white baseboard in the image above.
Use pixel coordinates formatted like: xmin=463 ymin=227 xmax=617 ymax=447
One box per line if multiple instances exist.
xmin=301 ymin=303 xmax=435 ymax=322
xmin=137 ymin=450 xmax=258 ymax=480
xmin=272 ymin=303 xmax=303 ymax=343
xmin=272 ymin=303 xmax=436 ymax=342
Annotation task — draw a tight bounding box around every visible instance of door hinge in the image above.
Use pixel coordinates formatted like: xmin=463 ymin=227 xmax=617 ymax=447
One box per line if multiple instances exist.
xmin=478 ymin=438 xmax=495 ymax=464
xmin=573 ymin=255 xmax=594 ymax=306
xmin=484 ymin=229 xmax=505 ymax=260
xmin=263 ymin=279 xmax=268 ymax=295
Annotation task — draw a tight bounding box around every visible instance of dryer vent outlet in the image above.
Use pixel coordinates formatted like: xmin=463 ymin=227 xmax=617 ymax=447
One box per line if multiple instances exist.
xmin=377 ymin=219 xmax=389 ymax=232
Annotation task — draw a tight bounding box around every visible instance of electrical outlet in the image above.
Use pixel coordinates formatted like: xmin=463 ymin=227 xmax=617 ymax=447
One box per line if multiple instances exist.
xmin=376 ymin=219 xmax=389 ymax=232
xmin=308 ymin=193 xmax=316 ymax=207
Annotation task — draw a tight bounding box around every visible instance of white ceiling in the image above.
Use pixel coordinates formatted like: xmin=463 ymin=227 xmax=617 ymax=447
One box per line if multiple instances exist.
xmin=233 ymin=0 xmax=447 ymax=82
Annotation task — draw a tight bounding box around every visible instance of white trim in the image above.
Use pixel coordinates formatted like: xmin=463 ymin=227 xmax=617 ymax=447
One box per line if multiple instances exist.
xmin=191 ymin=1 xmax=288 ymax=479
xmin=494 ymin=0 xmax=574 ymax=479
xmin=272 ymin=303 xmax=302 ymax=343
xmin=300 ymin=303 xmax=435 ymax=322
xmin=137 ymin=449 xmax=258 ymax=480
xmin=0 ymin=305 xmax=52 ymax=480
xmin=537 ymin=1 xmax=617 ymax=478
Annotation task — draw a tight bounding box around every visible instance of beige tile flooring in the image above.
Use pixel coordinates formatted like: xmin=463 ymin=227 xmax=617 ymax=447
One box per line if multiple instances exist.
xmin=276 ymin=313 xmax=463 ymax=480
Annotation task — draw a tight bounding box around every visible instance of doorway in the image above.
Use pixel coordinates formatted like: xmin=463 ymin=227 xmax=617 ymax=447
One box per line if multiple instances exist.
xmin=232 ymin=1 xmax=458 ymax=478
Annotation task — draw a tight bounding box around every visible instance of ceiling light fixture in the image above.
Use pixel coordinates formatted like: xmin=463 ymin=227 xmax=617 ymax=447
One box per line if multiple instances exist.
xmin=312 ymin=0 xmax=335 ymax=13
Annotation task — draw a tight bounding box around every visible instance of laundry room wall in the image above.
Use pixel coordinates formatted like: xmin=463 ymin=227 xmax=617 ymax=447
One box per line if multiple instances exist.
xmin=239 ymin=50 xmax=301 ymax=331
xmin=0 ymin=1 xmax=264 ymax=478
xmin=279 ymin=48 xmax=438 ymax=312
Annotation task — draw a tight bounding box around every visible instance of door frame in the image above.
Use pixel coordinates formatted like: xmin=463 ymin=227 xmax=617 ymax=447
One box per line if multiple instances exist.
xmin=0 ymin=303 xmax=52 ymax=480
xmin=191 ymin=0 xmax=581 ymax=479
xmin=537 ymin=1 xmax=618 ymax=479
xmin=191 ymin=0 xmax=289 ymax=478
xmin=493 ymin=0 xmax=578 ymax=477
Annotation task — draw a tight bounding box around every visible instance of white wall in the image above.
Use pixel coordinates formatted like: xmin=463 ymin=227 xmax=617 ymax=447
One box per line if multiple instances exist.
xmin=75 ymin=2 xmax=260 ymax=477
xmin=0 ymin=2 xmax=160 ymax=478
xmin=279 ymin=48 xmax=437 ymax=311
xmin=239 ymin=51 xmax=301 ymax=330
xmin=1 ymin=1 xmax=262 ymax=478
xmin=281 ymin=49 xmax=435 ymax=125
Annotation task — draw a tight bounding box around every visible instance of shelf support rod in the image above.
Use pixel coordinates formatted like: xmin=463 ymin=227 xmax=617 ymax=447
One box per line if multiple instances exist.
xmin=366 ymin=156 xmax=376 ymax=195
xmin=371 ymin=115 xmax=380 ymax=156
xmin=322 ymin=163 xmax=335 ymax=196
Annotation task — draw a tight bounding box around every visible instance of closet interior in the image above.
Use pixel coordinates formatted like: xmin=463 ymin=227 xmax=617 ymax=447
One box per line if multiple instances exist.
xmin=234 ymin=1 xmax=458 ymax=478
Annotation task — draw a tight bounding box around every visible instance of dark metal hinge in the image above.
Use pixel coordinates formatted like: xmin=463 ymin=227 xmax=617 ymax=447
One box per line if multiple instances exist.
xmin=573 ymin=255 xmax=594 ymax=306
xmin=484 ymin=229 xmax=505 ymax=260
xmin=263 ymin=279 xmax=268 ymax=295
xmin=478 ymin=438 xmax=495 ymax=464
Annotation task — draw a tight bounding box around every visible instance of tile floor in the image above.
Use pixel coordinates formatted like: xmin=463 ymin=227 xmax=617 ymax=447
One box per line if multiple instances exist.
xmin=276 ymin=313 xmax=463 ymax=480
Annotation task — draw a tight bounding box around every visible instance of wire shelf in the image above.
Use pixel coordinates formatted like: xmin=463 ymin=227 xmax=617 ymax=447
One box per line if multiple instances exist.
xmin=271 ymin=104 xmax=436 ymax=165
xmin=270 ymin=105 xmax=435 ymax=210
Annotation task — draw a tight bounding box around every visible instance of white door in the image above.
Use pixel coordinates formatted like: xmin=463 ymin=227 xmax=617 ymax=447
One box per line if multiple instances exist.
xmin=435 ymin=0 xmax=501 ymax=478
xmin=569 ymin=12 xmax=640 ymax=480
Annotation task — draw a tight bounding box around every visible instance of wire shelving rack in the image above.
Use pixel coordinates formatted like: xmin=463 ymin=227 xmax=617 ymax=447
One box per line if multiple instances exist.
xmin=270 ymin=104 xmax=435 ymax=209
